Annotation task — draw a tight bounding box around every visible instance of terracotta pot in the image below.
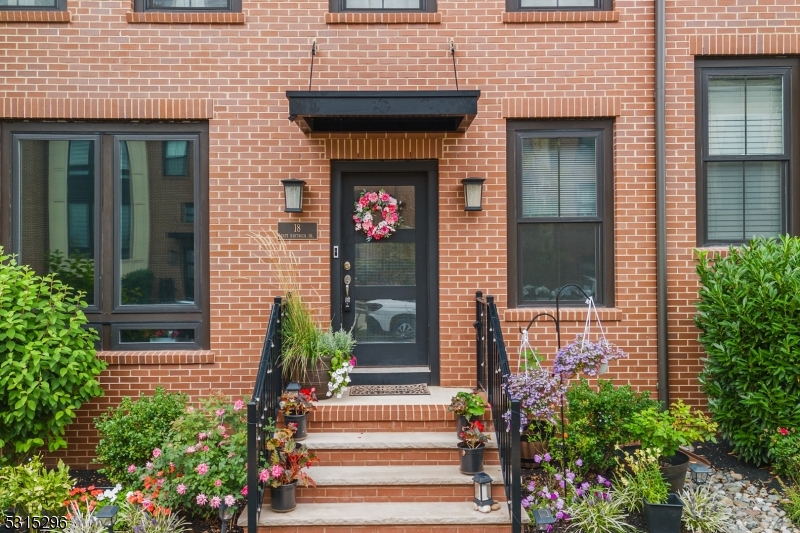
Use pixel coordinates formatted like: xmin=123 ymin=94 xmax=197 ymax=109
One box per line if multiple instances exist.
xmin=458 ymin=443 xmax=485 ymax=475
xmin=520 ymin=440 xmax=549 ymax=469
xmin=270 ymin=480 xmax=298 ymax=513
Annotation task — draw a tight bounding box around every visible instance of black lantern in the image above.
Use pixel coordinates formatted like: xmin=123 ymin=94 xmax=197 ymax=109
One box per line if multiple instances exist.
xmin=533 ymin=508 xmax=555 ymax=531
xmin=281 ymin=179 xmax=306 ymax=213
xmin=218 ymin=502 xmax=236 ymax=533
xmin=688 ymin=462 xmax=712 ymax=484
xmin=95 ymin=505 xmax=119 ymax=533
xmin=472 ymin=471 xmax=493 ymax=507
xmin=461 ymin=177 xmax=485 ymax=211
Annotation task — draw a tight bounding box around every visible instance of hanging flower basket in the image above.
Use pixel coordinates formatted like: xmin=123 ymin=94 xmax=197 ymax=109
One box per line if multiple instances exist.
xmin=353 ymin=189 xmax=402 ymax=241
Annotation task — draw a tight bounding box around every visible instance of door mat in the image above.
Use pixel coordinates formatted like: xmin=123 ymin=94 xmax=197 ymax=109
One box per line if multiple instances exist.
xmin=349 ymin=383 xmax=430 ymax=396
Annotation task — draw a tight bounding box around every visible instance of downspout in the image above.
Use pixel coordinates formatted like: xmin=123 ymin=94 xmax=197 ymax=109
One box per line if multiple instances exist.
xmin=655 ymin=0 xmax=669 ymax=405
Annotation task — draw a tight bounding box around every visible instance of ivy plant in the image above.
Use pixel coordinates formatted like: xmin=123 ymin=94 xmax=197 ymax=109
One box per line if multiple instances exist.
xmin=696 ymin=236 xmax=800 ymax=465
xmin=0 ymin=248 xmax=105 ymax=465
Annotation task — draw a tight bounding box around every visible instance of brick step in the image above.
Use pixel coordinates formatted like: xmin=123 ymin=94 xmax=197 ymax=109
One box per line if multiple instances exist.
xmin=239 ymin=501 xmax=528 ymax=532
xmin=302 ymin=432 xmax=499 ymax=466
xmin=288 ymin=465 xmax=504 ymax=503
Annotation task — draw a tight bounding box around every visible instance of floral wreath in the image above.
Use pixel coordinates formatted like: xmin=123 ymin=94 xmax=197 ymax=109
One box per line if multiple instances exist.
xmin=353 ymin=189 xmax=402 ymax=241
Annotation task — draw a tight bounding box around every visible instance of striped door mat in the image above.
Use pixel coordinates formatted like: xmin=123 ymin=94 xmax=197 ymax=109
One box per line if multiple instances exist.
xmin=348 ymin=383 xmax=430 ymax=396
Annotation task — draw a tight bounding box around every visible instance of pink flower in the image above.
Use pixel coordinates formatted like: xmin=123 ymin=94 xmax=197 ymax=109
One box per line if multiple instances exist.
xmin=234 ymin=400 xmax=245 ymax=411
xmin=152 ymin=448 xmax=162 ymax=458
xmin=198 ymin=432 xmax=208 ymax=441
xmin=196 ymin=463 xmax=209 ymax=475
xmin=146 ymin=461 xmax=154 ymax=471
xmin=196 ymin=493 xmax=208 ymax=506
xmin=368 ymin=192 xmax=378 ymax=202
xmin=271 ymin=465 xmax=284 ymax=478
xmin=225 ymin=494 xmax=236 ymax=506
xmin=203 ymin=445 xmax=210 ymax=452
xmin=210 ymin=496 xmax=221 ymax=509
xmin=186 ymin=445 xmax=196 ymax=454
xmin=177 ymin=483 xmax=187 ymax=495
xmin=241 ymin=485 xmax=248 ymax=496
xmin=127 ymin=464 xmax=136 ymax=474
xmin=380 ymin=192 xmax=390 ymax=202
xmin=187 ymin=405 xmax=195 ymax=413
xmin=779 ymin=427 xmax=789 ymax=436
xmin=215 ymin=479 xmax=222 ymax=487
xmin=215 ymin=408 xmax=226 ymax=417
xmin=259 ymin=468 xmax=270 ymax=482
xmin=142 ymin=498 xmax=151 ymax=508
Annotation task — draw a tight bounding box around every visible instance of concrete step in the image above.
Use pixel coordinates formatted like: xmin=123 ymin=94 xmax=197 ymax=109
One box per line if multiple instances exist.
xmin=240 ymin=501 xmax=529 ymax=532
xmin=302 ymin=431 xmax=499 ymax=466
xmin=293 ymin=464 xmax=504 ymax=503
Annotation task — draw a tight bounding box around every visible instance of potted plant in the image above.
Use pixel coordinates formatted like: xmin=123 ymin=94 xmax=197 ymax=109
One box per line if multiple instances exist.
xmin=614 ymin=446 xmax=681 ymax=533
xmin=503 ymin=368 xmax=563 ymax=467
xmin=458 ymin=420 xmax=490 ymax=475
xmin=279 ymin=388 xmax=317 ymax=441
xmin=448 ymin=391 xmax=488 ymax=437
xmin=554 ymin=334 xmax=628 ymax=379
xmin=260 ymin=425 xmax=318 ymax=513
xmin=625 ymin=400 xmax=718 ymax=493
xmin=311 ymin=328 xmax=357 ymax=399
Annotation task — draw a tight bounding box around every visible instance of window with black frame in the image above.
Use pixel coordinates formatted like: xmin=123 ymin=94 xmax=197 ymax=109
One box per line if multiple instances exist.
xmin=6 ymin=124 xmax=208 ymax=351
xmin=0 ymin=0 xmax=66 ymax=10
xmin=505 ymin=0 xmax=610 ymax=11
xmin=133 ymin=0 xmax=241 ymax=11
xmin=508 ymin=120 xmax=614 ymax=307
xmin=331 ymin=0 xmax=435 ymax=12
xmin=696 ymin=58 xmax=799 ymax=245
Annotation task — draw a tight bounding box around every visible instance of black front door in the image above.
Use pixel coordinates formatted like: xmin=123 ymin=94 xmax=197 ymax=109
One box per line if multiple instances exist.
xmin=331 ymin=160 xmax=438 ymax=385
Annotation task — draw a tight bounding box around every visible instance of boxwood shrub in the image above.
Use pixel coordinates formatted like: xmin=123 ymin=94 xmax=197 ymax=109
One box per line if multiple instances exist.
xmin=696 ymin=236 xmax=800 ymax=465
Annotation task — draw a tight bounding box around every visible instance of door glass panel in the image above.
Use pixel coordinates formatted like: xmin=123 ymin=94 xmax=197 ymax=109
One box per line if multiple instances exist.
xmin=354 ymin=299 xmax=416 ymax=344
xmin=353 ymin=185 xmax=416 ymax=228
xmin=18 ymin=139 xmax=97 ymax=306
xmin=119 ymin=139 xmax=195 ymax=306
xmin=355 ymin=242 xmax=415 ymax=286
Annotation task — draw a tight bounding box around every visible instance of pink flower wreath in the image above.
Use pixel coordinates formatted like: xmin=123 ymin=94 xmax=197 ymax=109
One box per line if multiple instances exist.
xmin=353 ymin=189 xmax=402 ymax=241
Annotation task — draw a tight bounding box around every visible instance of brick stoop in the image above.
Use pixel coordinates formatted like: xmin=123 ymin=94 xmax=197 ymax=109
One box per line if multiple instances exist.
xmin=239 ymin=387 xmax=526 ymax=533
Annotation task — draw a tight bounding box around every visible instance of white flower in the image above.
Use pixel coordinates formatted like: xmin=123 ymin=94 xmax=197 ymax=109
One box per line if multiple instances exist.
xmin=345 ymin=376 xmax=351 ymax=383
xmin=326 ymin=391 xmax=332 ymax=397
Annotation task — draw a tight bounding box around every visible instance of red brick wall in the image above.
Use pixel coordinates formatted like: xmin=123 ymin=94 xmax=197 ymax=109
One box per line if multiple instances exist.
xmin=664 ymin=0 xmax=800 ymax=406
xmin=1 ymin=0 xmax=663 ymax=467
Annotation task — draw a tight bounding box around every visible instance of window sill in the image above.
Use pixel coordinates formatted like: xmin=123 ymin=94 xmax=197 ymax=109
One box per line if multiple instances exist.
xmin=126 ymin=11 xmax=245 ymax=24
xmin=0 ymin=10 xmax=70 ymax=22
xmin=504 ymin=307 xmax=623 ymax=323
xmin=503 ymin=11 xmax=619 ymax=23
xmin=325 ymin=12 xmax=441 ymax=24
xmin=98 ymin=350 xmax=216 ymax=366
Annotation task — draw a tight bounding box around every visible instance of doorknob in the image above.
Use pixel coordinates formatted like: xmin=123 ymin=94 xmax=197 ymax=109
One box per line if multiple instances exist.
xmin=343 ymin=275 xmax=352 ymax=313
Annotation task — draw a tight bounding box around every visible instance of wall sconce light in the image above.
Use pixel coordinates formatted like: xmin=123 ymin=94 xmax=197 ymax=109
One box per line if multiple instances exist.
xmin=281 ymin=179 xmax=306 ymax=213
xmin=461 ymin=178 xmax=485 ymax=211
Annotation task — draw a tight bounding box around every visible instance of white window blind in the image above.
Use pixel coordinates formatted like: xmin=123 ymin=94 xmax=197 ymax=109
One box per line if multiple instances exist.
xmin=521 ymin=137 xmax=596 ymax=218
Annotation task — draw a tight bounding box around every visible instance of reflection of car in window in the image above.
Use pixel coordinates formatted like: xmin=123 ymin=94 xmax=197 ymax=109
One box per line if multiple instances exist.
xmin=357 ymin=299 xmax=416 ymax=339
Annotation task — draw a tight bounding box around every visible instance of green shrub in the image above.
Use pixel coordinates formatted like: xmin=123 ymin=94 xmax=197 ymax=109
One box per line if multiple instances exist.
xmin=0 ymin=455 xmax=72 ymax=516
xmin=94 ymin=386 xmax=187 ymax=485
xmin=696 ymin=236 xmax=800 ymax=465
xmin=782 ymin=484 xmax=800 ymax=525
xmin=560 ymin=379 xmax=659 ymax=473
xmin=767 ymin=427 xmax=800 ymax=484
xmin=0 ymin=248 xmax=105 ymax=464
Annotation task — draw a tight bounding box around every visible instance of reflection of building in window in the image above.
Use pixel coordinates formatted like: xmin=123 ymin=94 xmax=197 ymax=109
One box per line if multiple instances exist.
xmin=163 ymin=140 xmax=189 ymax=177
xmin=183 ymin=202 xmax=194 ymax=223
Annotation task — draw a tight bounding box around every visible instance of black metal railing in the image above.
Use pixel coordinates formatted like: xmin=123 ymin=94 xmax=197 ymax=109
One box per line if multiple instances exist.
xmin=475 ymin=291 xmax=522 ymax=533
xmin=247 ymin=296 xmax=283 ymax=532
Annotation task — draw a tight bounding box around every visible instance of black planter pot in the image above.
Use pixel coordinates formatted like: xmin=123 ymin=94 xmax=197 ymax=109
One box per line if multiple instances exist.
xmin=643 ymin=493 xmax=684 ymax=533
xmin=284 ymin=413 xmax=308 ymax=441
xmin=660 ymin=451 xmax=690 ymax=493
xmin=458 ymin=443 xmax=485 ymax=475
xmin=270 ymin=481 xmax=298 ymax=513
xmin=456 ymin=415 xmax=471 ymax=437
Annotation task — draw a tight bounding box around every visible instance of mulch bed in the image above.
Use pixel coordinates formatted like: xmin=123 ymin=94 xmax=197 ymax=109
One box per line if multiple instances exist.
xmin=69 ymin=470 xmax=244 ymax=533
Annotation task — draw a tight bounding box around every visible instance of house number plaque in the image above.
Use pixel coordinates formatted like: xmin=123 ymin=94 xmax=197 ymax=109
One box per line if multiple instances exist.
xmin=277 ymin=222 xmax=318 ymax=240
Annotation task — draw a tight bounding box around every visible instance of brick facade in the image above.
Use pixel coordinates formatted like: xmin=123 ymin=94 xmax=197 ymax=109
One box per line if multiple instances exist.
xmin=0 ymin=0 xmax=776 ymax=468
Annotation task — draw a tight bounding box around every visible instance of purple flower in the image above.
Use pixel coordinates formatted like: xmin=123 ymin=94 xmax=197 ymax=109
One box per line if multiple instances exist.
xmin=543 ymin=453 xmax=552 ymax=462
xmin=575 ymin=488 xmax=584 ymax=497
xmin=553 ymin=335 xmax=628 ymax=378
xmin=581 ymin=482 xmax=590 ymax=491
xmin=575 ymin=459 xmax=583 ymax=467
xmin=566 ymin=472 xmax=575 ymax=482
xmin=534 ymin=454 xmax=542 ymax=463
xmin=555 ymin=511 xmax=564 ymax=520
xmin=596 ymin=475 xmax=606 ymax=485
